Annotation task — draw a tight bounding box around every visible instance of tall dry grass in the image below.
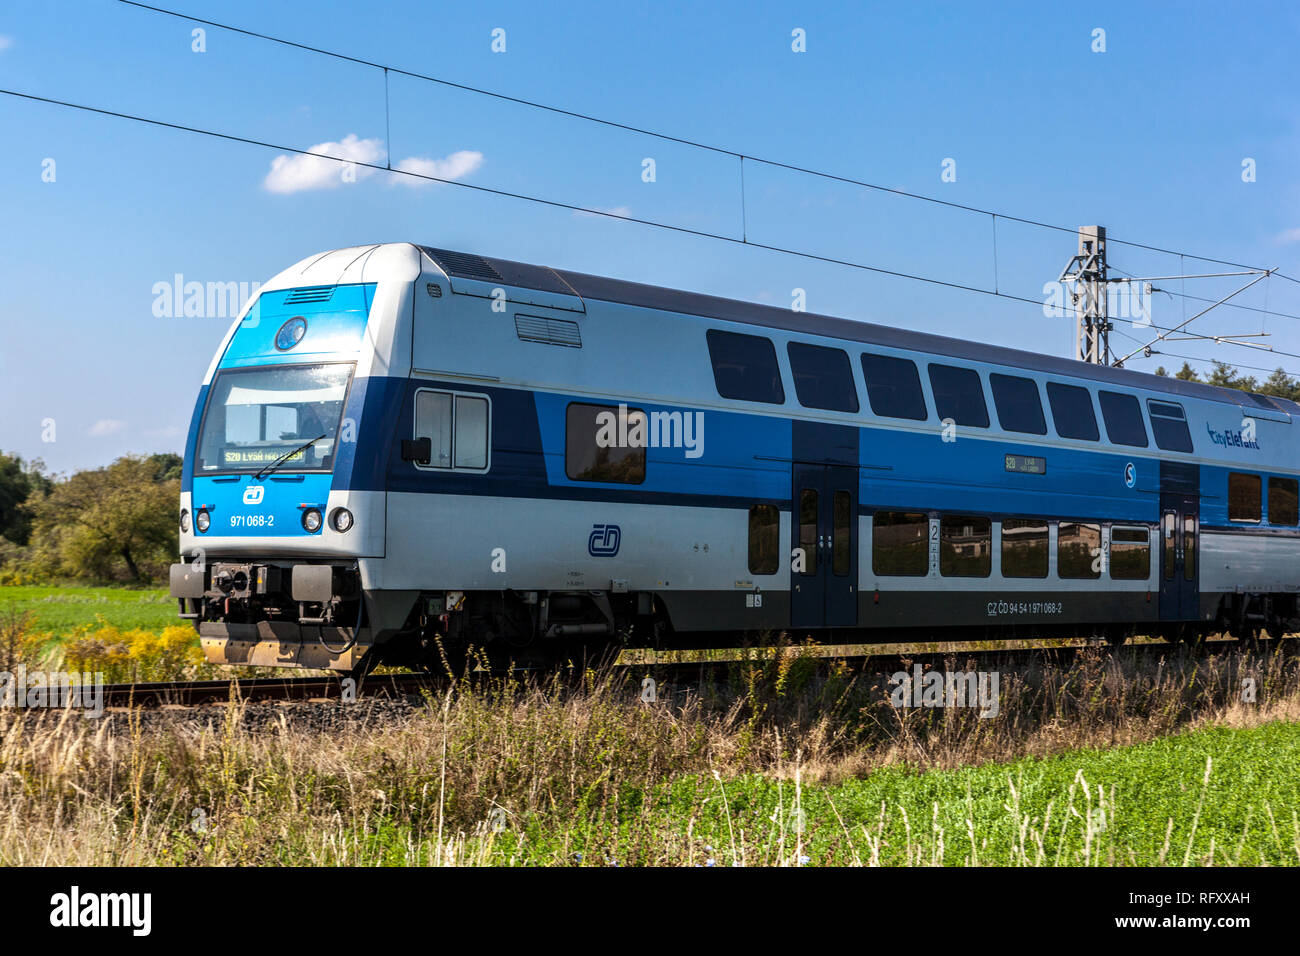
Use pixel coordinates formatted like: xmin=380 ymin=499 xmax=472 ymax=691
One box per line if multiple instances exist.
xmin=0 ymin=635 xmax=1296 ymax=865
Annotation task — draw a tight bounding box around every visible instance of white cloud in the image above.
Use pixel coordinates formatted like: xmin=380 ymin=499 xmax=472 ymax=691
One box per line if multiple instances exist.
xmin=1276 ymin=227 xmax=1300 ymax=244
xmin=573 ymin=205 xmax=632 ymax=220
xmin=391 ymin=150 xmax=484 ymax=186
xmin=263 ymin=134 xmax=385 ymax=194
xmin=263 ymin=137 xmax=483 ymax=194
xmin=0 ymin=35 xmax=13 ymax=53
xmin=89 ymin=419 xmax=126 ymax=437
xmin=143 ymin=425 xmax=184 ymax=440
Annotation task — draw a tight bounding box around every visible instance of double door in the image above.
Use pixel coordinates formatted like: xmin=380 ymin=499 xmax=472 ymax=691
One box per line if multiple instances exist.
xmin=790 ymin=463 xmax=857 ymax=628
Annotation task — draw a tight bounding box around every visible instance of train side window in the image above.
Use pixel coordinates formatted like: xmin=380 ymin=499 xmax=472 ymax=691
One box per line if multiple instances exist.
xmin=787 ymin=342 xmax=859 ymax=412
xmin=706 ymin=330 xmax=785 ymax=404
xmin=1058 ymin=522 xmax=1101 ymax=579
xmin=1183 ymin=515 xmax=1197 ymax=580
xmin=928 ymin=364 xmax=989 ymax=428
xmin=1162 ymin=512 xmax=1176 ymax=580
xmin=860 ymin=353 xmax=928 ymax=420
xmin=1001 ymin=518 xmax=1048 ymax=578
xmin=939 ymin=515 xmax=991 ymax=577
xmin=833 ymin=491 xmax=853 ymax=576
xmin=1268 ymin=477 xmax=1299 ymax=526
xmin=1147 ymin=400 xmax=1193 ymax=453
xmin=1170 ymin=512 xmax=1180 ymax=580
xmin=1098 ymin=391 xmax=1149 ymax=447
xmin=989 ymin=374 xmax=1047 ymax=434
xmin=798 ymin=490 xmax=818 ymax=575
xmin=1110 ymin=526 xmax=1150 ymax=579
xmin=453 ymin=396 xmax=489 ymax=469
xmin=872 ymin=511 xmax=928 ymax=576
xmin=414 ymin=388 xmax=491 ymax=472
xmin=748 ymin=504 xmax=780 ymax=575
xmin=413 ymin=390 xmax=453 ymax=468
xmin=1046 ymin=383 xmax=1099 ymax=441
xmin=1228 ymin=473 xmax=1261 ymax=522
xmin=565 ymin=402 xmax=647 ymax=483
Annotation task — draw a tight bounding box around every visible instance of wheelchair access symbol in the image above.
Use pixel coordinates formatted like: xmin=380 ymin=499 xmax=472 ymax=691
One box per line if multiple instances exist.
xmin=588 ymin=523 xmax=621 ymax=557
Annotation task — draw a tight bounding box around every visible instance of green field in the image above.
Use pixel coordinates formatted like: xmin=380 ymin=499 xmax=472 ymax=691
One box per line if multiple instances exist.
xmin=468 ymin=720 xmax=1300 ymax=866
xmin=0 ymin=584 xmax=174 ymax=634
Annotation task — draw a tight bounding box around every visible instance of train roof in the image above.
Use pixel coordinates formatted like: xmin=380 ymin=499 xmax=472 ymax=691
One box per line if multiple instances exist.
xmin=413 ymin=243 xmax=1296 ymax=416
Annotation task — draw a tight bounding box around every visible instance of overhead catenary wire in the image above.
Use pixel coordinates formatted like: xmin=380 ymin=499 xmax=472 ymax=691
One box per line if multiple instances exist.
xmin=6 ymin=82 xmax=1299 ymax=380
xmin=117 ymin=0 xmax=1297 ymax=280
xmin=0 ymin=85 xmax=1057 ymax=311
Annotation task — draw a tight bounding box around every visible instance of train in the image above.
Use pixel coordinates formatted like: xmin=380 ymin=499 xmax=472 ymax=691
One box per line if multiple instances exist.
xmin=169 ymin=242 xmax=1300 ymax=673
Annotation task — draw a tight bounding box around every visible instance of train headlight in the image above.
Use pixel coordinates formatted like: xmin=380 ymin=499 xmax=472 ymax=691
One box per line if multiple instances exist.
xmin=195 ymin=510 xmax=210 ymax=533
xmin=180 ymin=509 xmax=190 ymax=533
xmin=330 ymin=507 xmax=354 ymax=533
xmin=302 ymin=508 xmax=323 ymax=533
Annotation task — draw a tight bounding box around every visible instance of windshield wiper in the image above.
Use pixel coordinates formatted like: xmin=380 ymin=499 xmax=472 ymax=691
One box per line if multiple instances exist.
xmin=254 ymin=434 xmax=326 ymax=481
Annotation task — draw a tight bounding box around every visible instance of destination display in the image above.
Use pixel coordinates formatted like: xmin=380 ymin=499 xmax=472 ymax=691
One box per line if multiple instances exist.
xmin=1004 ymin=454 xmax=1046 ymax=475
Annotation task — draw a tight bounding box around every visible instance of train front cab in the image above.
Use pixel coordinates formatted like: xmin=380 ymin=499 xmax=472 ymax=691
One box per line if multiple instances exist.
xmin=170 ymin=273 xmax=406 ymax=673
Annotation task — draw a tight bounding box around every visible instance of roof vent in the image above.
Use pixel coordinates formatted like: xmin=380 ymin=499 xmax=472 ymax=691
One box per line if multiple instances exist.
xmin=423 ymin=248 xmax=504 ymax=284
xmin=284 ymin=286 xmax=335 ymax=305
xmin=515 ymin=314 xmax=582 ymax=348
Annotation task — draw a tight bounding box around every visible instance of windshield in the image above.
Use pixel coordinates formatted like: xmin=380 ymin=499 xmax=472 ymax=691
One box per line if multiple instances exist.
xmin=196 ymin=363 xmax=354 ymax=474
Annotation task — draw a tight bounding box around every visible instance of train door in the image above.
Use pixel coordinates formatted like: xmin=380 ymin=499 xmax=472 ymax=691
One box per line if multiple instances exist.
xmin=1159 ymin=491 xmax=1199 ymax=621
xmin=790 ymin=464 xmax=857 ymax=629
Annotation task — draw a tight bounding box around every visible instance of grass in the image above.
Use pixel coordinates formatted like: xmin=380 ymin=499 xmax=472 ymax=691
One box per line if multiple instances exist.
xmin=483 ymin=721 xmax=1300 ymax=866
xmin=0 ymin=584 xmax=173 ymax=634
xmin=0 ymin=640 xmax=1297 ymax=866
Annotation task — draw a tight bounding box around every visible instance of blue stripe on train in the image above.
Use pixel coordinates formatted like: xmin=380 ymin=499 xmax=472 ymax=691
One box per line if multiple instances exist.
xmin=366 ymin=378 xmax=1169 ymax=521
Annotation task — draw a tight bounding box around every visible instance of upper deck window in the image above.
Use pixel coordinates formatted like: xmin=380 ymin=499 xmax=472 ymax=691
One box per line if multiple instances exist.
xmin=1147 ymin=400 xmax=1193 ymax=453
xmin=706 ymin=330 xmax=785 ymax=404
xmin=1046 ymin=383 xmax=1099 ymax=441
xmin=989 ymin=374 xmax=1047 ymax=435
xmin=928 ymin=364 xmax=989 ymax=428
xmin=787 ymin=342 xmax=859 ymax=412
xmin=1099 ymin=391 xmax=1149 ymax=447
xmin=861 ymin=353 xmax=927 ymax=420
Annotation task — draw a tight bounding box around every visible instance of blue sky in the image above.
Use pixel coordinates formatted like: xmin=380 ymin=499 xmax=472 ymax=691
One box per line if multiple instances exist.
xmin=1 ymin=0 xmax=1297 ymax=473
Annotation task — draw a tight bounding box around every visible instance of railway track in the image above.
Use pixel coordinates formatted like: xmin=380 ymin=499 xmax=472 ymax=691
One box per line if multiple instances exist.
xmin=99 ymin=635 xmax=1298 ymax=708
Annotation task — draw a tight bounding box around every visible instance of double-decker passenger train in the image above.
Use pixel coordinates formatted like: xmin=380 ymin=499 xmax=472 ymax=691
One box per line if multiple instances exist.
xmin=169 ymin=242 xmax=1300 ymax=673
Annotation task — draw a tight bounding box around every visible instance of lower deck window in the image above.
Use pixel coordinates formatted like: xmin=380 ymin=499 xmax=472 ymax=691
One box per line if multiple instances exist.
xmin=1001 ymin=518 xmax=1048 ymax=578
xmin=1229 ymin=473 xmax=1261 ymax=522
xmin=939 ymin=515 xmax=991 ymax=577
xmin=872 ymin=512 xmax=928 ymax=576
xmin=1110 ymin=526 xmax=1151 ymax=579
xmin=748 ymin=504 xmax=779 ymax=575
xmin=1269 ymin=477 xmax=1298 ymax=526
xmin=565 ymin=403 xmax=647 ymax=483
xmin=1058 ymin=522 xmax=1101 ymax=579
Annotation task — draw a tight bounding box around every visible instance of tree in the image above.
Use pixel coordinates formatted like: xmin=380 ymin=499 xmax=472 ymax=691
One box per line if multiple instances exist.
xmin=0 ymin=452 xmax=51 ymax=546
xmin=1203 ymin=360 xmax=1258 ymax=393
xmin=1256 ymin=367 xmax=1300 ymax=401
xmin=1174 ymin=362 xmax=1201 ymax=382
xmin=26 ymin=455 xmax=180 ymax=583
xmin=146 ymin=452 xmax=183 ymax=482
